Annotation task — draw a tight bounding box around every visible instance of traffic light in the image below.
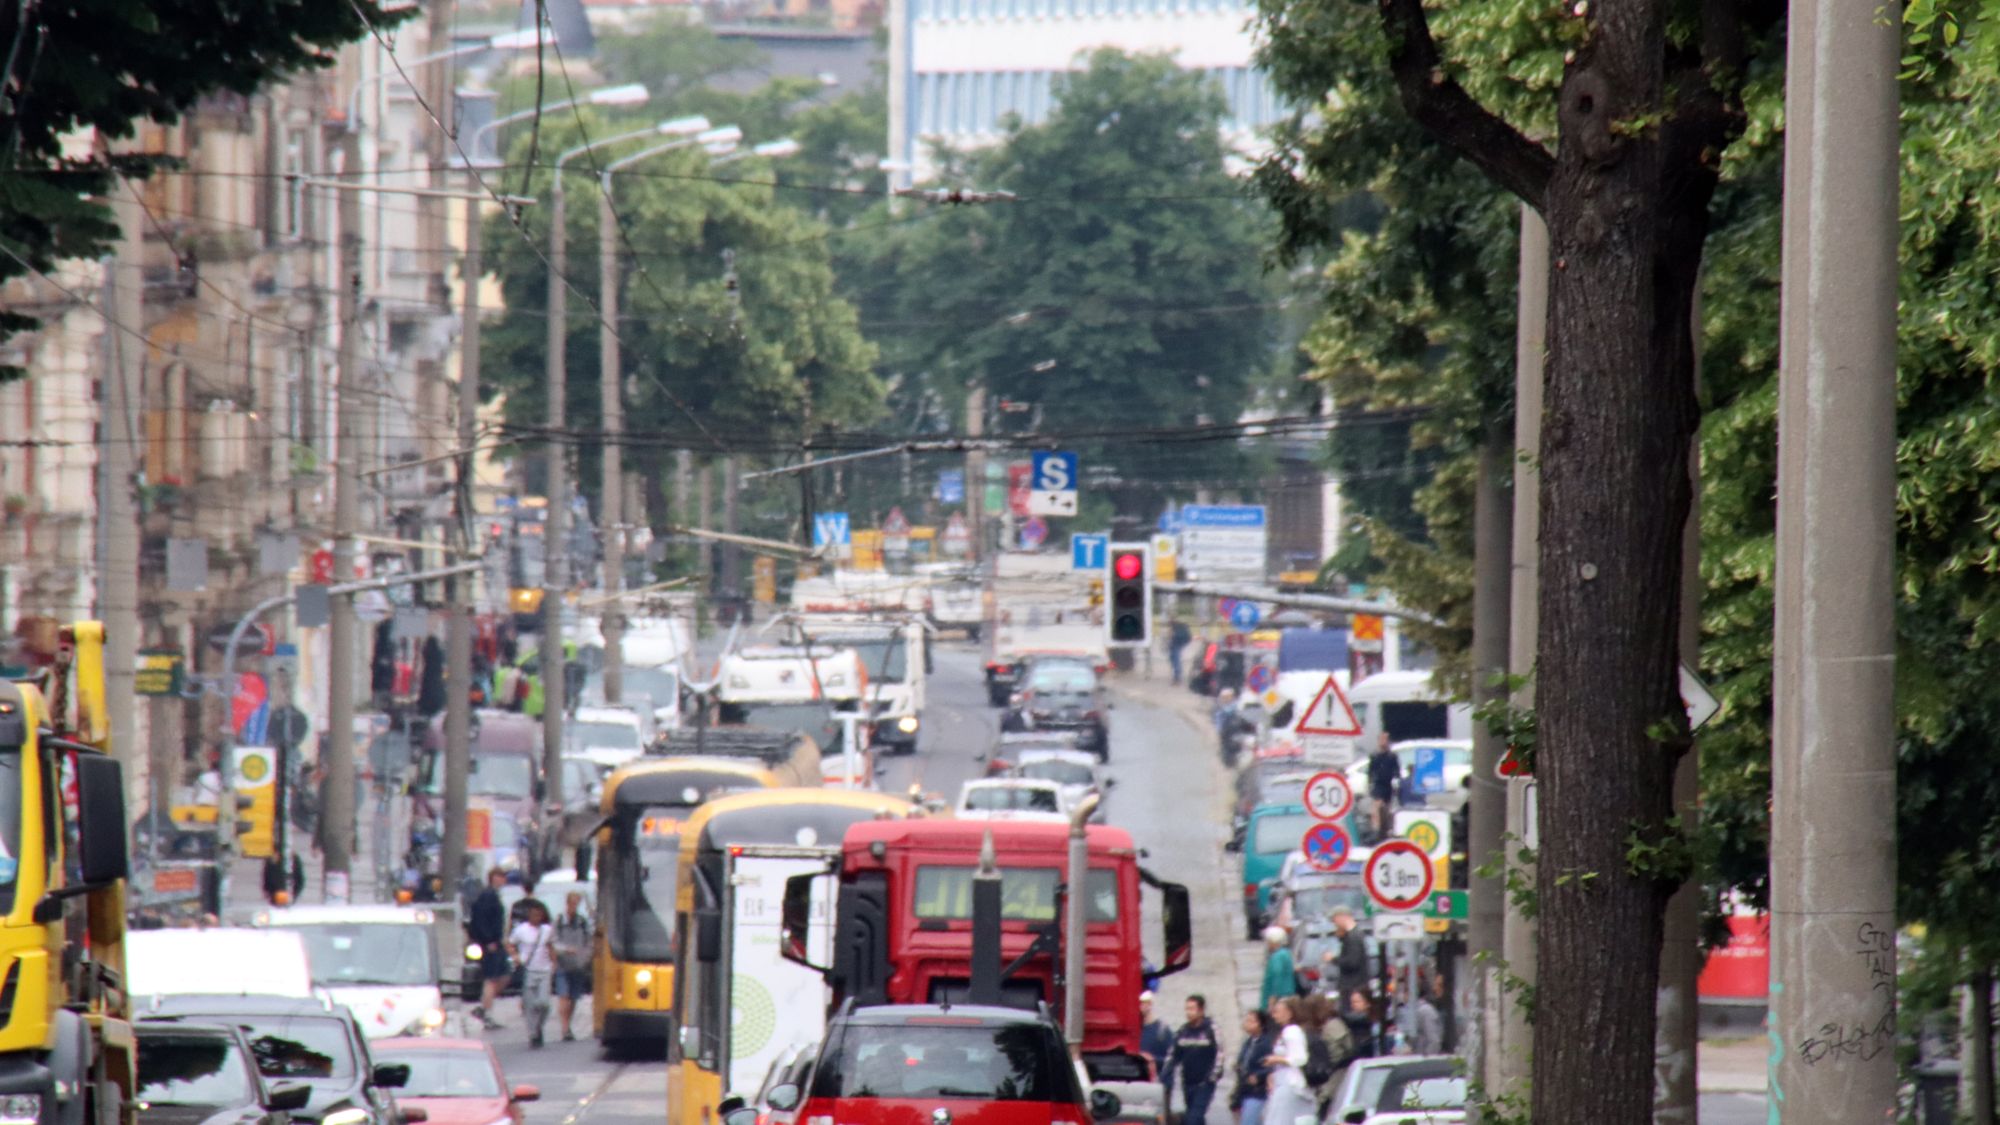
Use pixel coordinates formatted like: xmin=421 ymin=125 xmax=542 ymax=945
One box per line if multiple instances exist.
xmin=1105 ymin=542 xmax=1152 ymax=647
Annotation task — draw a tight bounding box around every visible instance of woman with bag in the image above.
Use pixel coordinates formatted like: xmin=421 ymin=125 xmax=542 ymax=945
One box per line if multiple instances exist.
xmin=508 ymin=900 xmax=557 ymax=1048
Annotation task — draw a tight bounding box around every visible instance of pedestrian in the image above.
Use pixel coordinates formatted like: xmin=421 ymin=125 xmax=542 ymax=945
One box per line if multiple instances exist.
xmin=552 ymin=890 xmax=594 ymax=1042
xmin=1229 ymin=1010 xmax=1275 ymax=1125
xmin=1258 ymin=926 xmax=1297 ymax=1012
xmin=1168 ymin=619 xmax=1193 ymax=685
xmin=1140 ymin=991 xmax=1174 ymax=1080
xmin=509 ymin=898 xmax=556 ymax=1048
xmin=1342 ymin=990 xmax=1377 ymax=1059
xmin=468 ymin=868 xmax=511 ymax=1029
xmin=1261 ymin=996 xmax=1313 ymax=1125
xmin=1367 ymin=732 xmax=1400 ymax=841
xmin=1408 ymin=973 xmax=1444 ymax=1056
xmin=1169 ymin=994 xmax=1224 ymax=1125
xmin=1324 ymin=905 xmax=1370 ymax=1000
xmin=1300 ymin=992 xmax=1353 ymax=1113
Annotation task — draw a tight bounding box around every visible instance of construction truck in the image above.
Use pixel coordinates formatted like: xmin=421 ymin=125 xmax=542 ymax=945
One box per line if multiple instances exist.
xmin=0 ymin=621 xmax=137 ymax=1125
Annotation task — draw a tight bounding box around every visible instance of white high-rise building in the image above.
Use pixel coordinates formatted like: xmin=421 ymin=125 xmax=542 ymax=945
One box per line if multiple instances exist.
xmin=887 ymin=0 xmax=1282 ymax=179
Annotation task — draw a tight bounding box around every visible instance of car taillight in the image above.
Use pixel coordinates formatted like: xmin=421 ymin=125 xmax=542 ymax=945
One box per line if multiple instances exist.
xmin=1244 ymin=883 xmax=1260 ymax=898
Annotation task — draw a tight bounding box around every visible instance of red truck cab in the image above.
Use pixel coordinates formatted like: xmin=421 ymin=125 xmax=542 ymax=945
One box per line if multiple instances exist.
xmin=782 ymin=819 xmax=1191 ymax=1083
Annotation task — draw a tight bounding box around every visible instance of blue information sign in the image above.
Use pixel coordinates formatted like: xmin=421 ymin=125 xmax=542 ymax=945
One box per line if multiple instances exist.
xmin=1072 ymin=533 xmax=1108 ymax=570
xmin=812 ymin=512 xmax=851 ymax=548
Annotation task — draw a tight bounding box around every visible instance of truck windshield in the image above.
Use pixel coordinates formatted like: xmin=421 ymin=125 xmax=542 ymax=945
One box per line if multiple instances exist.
xmin=913 ymin=867 xmax=1118 ymax=923
xmin=280 ymin=922 xmax=437 ymax=987
xmin=810 ymin=1021 xmax=1081 ymax=1103
xmin=608 ymin=810 xmax=680 ymax=962
xmin=469 ymin=754 xmax=533 ymax=799
xmin=842 ymin=638 xmax=907 ymax=683
xmin=0 ymin=750 xmax=20 ymax=912
xmin=721 ymin=702 xmax=840 ymax=751
xmin=137 ymin=1034 xmax=254 ymax=1107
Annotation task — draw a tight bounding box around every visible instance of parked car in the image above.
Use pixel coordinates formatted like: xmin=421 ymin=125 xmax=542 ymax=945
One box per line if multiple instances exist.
xmin=737 ymin=1041 xmax=818 ymax=1125
xmin=368 ymin=1038 xmax=539 ymax=1125
xmin=1331 ymin=1057 xmax=1461 ymax=1124
xmin=955 ymin=778 xmax=1072 ymax=822
xmin=762 ymin=1004 xmax=1118 ymax=1125
xmin=135 ymin=1020 xmax=313 ymax=1125
xmin=1002 ymin=661 xmax=1111 ymax=760
xmin=142 ymin=996 xmax=409 ymax=1125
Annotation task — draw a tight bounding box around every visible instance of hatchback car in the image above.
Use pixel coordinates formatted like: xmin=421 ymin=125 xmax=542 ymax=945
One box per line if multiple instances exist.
xmin=368 ymin=1038 xmax=539 ymax=1125
xmin=770 ymin=1004 xmax=1118 ymax=1125
xmin=1002 ymin=663 xmax=1111 ymax=760
xmin=136 ymin=1020 xmax=313 ymax=1125
xmin=1007 ymin=748 xmax=1105 ymax=814
xmin=955 ymin=778 xmax=1072 ymax=823
xmin=145 ymin=995 xmax=410 ymax=1125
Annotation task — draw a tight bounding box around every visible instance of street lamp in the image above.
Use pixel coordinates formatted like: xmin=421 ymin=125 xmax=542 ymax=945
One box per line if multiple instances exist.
xmin=712 ymin=138 xmax=801 ymax=165
xmin=466 ymin=83 xmax=651 ymax=166
xmin=591 ymin=123 xmax=741 ymax=705
xmin=346 ymin=26 xmax=553 ymax=130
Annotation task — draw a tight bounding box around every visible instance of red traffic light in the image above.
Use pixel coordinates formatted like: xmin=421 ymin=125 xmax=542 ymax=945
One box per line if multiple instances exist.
xmin=1113 ymin=552 xmax=1144 ymax=581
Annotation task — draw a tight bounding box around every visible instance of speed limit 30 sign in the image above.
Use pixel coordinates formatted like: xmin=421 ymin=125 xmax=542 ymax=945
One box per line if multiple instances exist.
xmin=1302 ymin=772 xmax=1354 ymax=822
xmin=1364 ymin=839 xmax=1436 ymax=913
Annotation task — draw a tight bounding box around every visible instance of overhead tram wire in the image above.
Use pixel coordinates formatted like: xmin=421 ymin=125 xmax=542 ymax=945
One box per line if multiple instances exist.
xmin=337 ymin=0 xmax=727 ymax=456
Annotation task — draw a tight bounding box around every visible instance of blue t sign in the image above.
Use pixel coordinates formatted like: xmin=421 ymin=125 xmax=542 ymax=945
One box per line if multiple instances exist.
xmin=1072 ymin=533 xmax=1108 ymax=570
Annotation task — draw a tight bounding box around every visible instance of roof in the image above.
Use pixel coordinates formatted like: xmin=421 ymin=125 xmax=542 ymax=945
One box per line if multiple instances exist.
xmin=254 ymin=904 xmax=439 ymax=926
xmin=843 ymin=817 xmax=1134 ymax=855
xmin=837 ymin=1003 xmax=1057 ymax=1027
xmin=603 ymin=756 xmax=778 ymax=810
xmin=691 ymin=787 xmax=912 ymax=850
xmin=146 ymin=994 xmax=348 ymax=1018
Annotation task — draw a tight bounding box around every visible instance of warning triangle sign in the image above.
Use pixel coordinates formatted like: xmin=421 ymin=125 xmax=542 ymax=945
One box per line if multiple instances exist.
xmin=1295 ymin=674 xmax=1363 ymax=736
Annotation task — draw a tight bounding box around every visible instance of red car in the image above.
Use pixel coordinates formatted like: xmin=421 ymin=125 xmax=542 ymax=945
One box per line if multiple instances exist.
xmin=368 ymin=1039 xmax=539 ymax=1125
xmin=762 ymin=1004 xmax=1118 ymax=1125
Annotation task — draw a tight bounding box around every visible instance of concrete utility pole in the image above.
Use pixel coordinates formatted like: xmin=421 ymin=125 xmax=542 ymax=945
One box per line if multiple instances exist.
xmin=105 ymin=179 xmax=144 ymax=800
xmin=441 ymin=188 xmax=481 ymax=902
xmin=543 ymin=160 xmax=572 ymax=807
xmin=1497 ymin=203 xmax=1546 ymax=1100
xmin=324 ymin=133 xmax=365 ymax=901
xmin=1465 ymin=412 xmax=1512 ymax=1102
xmin=965 ymin=383 xmax=986 ymax=562
xmin=1770 ymin=0 xmax=1900 ymax=1113
xmin=597 ymin=184 xmax=626 ymax=705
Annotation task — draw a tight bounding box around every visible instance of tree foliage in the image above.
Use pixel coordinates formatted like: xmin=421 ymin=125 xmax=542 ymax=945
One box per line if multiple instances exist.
xmin=0 ymin=0 xmax=403 ymax=380
xmin=850 ymin=50 xmax=1286 ymax=514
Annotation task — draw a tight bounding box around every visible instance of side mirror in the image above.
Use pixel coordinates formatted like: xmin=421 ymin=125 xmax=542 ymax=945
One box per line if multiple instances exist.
xmin=1223 ymin=836 xmax=1243 ymax=854
xmin=679 ymin=1025 xmax=702 ymax=1061
xmin=400 ymin=1108 xmax=428 ymax=1124
xmin=766 ymin=1083 xmax=801 ymax=1112
xmin=76 ymin=754 xmax=130 ymax=885
xmin=1090 ymin=1090 xmax=1122 ymax=1121
xmin=696 ymin=908 xmax=722 ymax=963
xmin=372 ymin=1063 xmax=412 ymax=1089
xmin=722 ymin=1110 xmax=760 ymax=1125
xmin=263 ymin=1084 xmax=313 ymax=1113
xmin=511 ymin=1085 xmax=541 ymax=1103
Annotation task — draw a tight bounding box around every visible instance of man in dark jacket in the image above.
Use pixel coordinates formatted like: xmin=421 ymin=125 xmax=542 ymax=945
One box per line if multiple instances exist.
xmin=1327 ymin=904 xmax=1371 ymax=1001
xmin=467 ymin=868 xmax=511 ymax=1029
xmin=1367 ymin=732 xmax=1401 ymax=840
xmin=1167 ymin=994 xmax=1223 ymax=1125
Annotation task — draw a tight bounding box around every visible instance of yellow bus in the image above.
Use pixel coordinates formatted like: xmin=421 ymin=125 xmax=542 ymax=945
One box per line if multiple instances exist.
xmin=591 ymin=757 xmax=779 ymax=1048
xmin=667 ymin=788 xmax=912 ymax=1125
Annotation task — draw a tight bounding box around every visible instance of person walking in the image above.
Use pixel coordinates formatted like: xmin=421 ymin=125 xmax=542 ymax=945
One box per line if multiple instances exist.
xmin=1326 ymin=905 xmax=1370 ymax=1000
xmin=1261 ymin=996 xmax=1313 ymax=1125
xmin=509 ymin=899 xmax=556 ymax=1048
xmin=1140 ymin=991 xmax=1174 ymax=1080
xmin=551 ymin=890 xmax=593 ymax=1042
xmin=1300 ymin=992 xmax=1353 ymax=1114
xmin=1168 ymin=620 xmax=1193 ymax=685
xmin=468 ymin=868 xmax=511 ymax=1029
xmin=1342 ymin=990 xmax=1378 ymax=1059
xmin=1169 ymin=995 xmax=1224 ymax=1125
xmin=1366 ymin=732 xmax=1400 ymax=841
xmin=1408 ymin=973 xmax=1444 ymax=1056
xmin=1258 ymin=926 xmax=1297 ymax=1011
xmin=1229 ymin=1010 xmax=1276 ymax=1125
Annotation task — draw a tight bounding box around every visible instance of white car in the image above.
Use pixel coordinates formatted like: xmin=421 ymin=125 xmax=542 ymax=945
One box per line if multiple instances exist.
xmin=1345 ymin=740 xmax=1474 ymax=808
xmin=249 ymin=904 xmax=451 ymax=1039
xmin=569 ymin=704 xmax=651 ymax=768
xmin=955 ymin=777 xmax=1071 ymax=822
xmin=1007 ymin=747 xmax=1105 ymax=813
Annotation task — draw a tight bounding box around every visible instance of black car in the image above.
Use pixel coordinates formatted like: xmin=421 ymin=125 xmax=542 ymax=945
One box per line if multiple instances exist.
xmin=137 ymin=1021 xmax=313 ymax=1125
xmin=144 ymin=996 xmax=411 ymax=1125
xmin=1000 ymin=662 xmax=1111 ymax=760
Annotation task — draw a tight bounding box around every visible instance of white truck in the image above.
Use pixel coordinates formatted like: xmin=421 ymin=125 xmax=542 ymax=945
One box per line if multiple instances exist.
xmin=786 ymin=615 xmax=929 ymax=756
xmin=913 ymin=561 xmax=986 ymax=638
xmin=982 ymin=553 xmax=1107 ymax=707
xmin=716 ymin=645 xmax=873 ymax=786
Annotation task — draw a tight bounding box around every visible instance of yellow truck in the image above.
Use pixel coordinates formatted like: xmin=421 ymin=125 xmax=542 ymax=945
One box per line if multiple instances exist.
xmin=0 ymin=621 xmax=137 ymax=1125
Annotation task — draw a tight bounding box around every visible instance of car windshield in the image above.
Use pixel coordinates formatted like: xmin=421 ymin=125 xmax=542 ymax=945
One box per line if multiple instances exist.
xmin=373 ymin=1048 xmax=503 ymax=1098
xmin=1018 ymin=760 xmax=1094 ymax=786
xmin=962 ymin=785 xmax=1059 ymax=813
xmin=809 ymin=1021 xmax=1081 ymax=1103
xmin=1026 ymin=666 xmax=1095 ymax=694
xmin=138 ymin=1034 xmax=255 ymax=1107
xmin=1252 ymin=812 xmax=1314 ymax=855
xmin=1293 ymin=884 xmax=1369 ymax=920
xmin=839 ymin=638 xmax=908 ymax=683
xmin=624 ymin=667 xmax=679 ymax=706
xmin=230 ymin=1016 xmax=357 ymax=1079
xmin=1390 ymin=1076 xmax=1467 ymax=1110
xmin=571 ymin=722 xmax=641 ymax=749
xmin=281 ymin=922 xmax=437 ymax=987
xmin=469 ymin=754 xmax=534 ymax=799
xmin=914 ymin=867 xmax=1118 ymax=922
xmin=0 ymin=750 xmax=21 ymax=913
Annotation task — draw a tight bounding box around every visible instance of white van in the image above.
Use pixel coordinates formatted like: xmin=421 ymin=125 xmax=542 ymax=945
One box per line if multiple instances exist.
xmin=1346 ymin=669 xmax=1474 ymax=744
xmin=128 ymin=928 xmax=313 ymax=999
xmin=251 ymin=903 xmax=448 ymax=1039
xmin=789 ymin=617 xmax=929 ymax=756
